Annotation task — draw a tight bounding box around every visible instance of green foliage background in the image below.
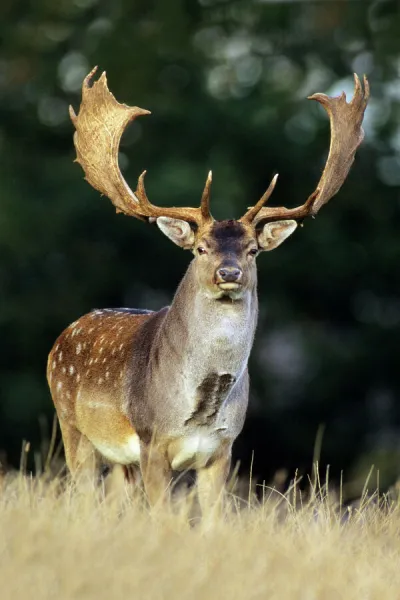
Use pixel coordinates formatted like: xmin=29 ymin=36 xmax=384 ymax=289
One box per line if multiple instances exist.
xmin=1 ymin=0 xmax=399 ymax=490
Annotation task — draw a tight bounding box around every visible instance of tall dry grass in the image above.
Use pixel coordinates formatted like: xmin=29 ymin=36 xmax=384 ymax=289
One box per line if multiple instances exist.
xmin=1 ymin=468 xmax=400 ymax=600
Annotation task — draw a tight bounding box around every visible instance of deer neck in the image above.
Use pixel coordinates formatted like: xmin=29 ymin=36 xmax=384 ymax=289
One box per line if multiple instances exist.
xmin=155 ymin=261 xmax=258 ymax=380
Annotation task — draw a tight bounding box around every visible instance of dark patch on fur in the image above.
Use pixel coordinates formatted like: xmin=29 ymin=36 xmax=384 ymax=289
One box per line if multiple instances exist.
xmin=184 ymin=372 xmax=236 ymax=426
xmin=210 ymin=220 xmax=246 ymax=256
xmin=212 ymin=220 xmax=246 ymax=239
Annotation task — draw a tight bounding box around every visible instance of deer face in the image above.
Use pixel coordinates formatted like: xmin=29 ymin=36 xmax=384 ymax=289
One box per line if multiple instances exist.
xmin=157 ymin=217 xmax=298 ymax=300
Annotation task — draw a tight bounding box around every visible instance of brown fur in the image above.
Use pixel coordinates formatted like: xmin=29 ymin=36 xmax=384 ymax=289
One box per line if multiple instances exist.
xmin=47 ymin=218 xmax=298 ymax=513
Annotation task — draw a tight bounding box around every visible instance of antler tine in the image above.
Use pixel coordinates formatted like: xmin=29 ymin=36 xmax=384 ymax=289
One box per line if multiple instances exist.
xmin=200 ymin=171 xmax=213 ymax=223
xmin=240 ymin=173 xmax=279 ymax=224
xmin=243 ymin=74 xmax=369 ymax=227
xmin=135 ymin=170 xmax=152 ymax=209
xmin=71 ymin=68 xmax=214 ymax=227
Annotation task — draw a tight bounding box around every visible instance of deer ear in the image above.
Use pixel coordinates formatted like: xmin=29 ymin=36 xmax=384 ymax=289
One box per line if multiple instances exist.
xmin=156 ymin=217 xmax=195 ymax=249
xmin=257 ymin=220 xmax=297 ymax=251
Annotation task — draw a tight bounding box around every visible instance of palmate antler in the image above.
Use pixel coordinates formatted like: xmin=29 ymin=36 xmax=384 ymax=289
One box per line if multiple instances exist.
xmin=69 ymin=66 xmax=213 ymax=227
xmin=240 ymin=74 xmax=370 ymax=227
xmin=70 ymin=68 xmax=369 ymax=230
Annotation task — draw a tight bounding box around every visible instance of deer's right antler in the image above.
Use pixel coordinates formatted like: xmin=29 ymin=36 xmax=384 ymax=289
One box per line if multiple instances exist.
xmin=70 ymin=67 xmax=213 ymax=227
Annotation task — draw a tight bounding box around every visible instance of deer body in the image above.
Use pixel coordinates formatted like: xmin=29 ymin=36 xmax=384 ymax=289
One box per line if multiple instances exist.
xmin=49 ymin=258 xmax=257 ymax=480
xmin=48 ymin=68 xmax=368 ymax=510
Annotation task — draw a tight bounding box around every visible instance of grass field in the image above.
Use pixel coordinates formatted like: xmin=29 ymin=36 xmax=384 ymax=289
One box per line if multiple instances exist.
xmin=1 ymin=468 xmax=400 ymax=600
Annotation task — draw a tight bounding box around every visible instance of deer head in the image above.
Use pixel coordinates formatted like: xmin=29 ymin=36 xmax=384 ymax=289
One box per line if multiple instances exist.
xmin=70 ymin=67 xmax=369 ymax=299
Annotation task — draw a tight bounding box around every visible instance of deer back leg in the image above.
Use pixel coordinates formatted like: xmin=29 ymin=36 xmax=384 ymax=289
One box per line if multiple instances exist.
xmin=59 ymin=419 xmax=100 ymax=485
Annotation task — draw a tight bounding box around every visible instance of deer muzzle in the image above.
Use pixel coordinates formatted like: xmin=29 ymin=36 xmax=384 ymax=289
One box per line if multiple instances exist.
xmin=215 ymin=266 xmax=243 ymax=290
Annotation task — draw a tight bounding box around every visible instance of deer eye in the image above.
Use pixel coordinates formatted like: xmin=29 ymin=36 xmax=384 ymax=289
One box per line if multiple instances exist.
xmin=248 ymin=248 xmax=258 ymax=256
xmin=197 ymin=246 xmax=207 ymax=255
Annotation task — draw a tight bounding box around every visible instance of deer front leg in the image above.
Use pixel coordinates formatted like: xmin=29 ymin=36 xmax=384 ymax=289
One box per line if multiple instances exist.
xmin=139 ymin=440 xmax=172 ymax=507
xmin=196 ymin=448 xmax=231 ymax=518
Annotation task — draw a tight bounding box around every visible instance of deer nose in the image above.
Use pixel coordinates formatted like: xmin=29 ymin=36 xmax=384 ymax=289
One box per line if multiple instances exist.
xmin=216 ymin=266 xmax=242 ymax=283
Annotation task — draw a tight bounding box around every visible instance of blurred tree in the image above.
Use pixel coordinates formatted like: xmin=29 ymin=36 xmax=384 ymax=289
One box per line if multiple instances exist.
xmin=0 ymin=0 xmax=399 ymax=493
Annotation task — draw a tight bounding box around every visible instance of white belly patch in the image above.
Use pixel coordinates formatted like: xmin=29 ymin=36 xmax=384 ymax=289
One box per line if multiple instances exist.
xmin=93 ymin=435 xmax=141 ymax=465
xmin=169 ymin=434 xmax=220 ymax=471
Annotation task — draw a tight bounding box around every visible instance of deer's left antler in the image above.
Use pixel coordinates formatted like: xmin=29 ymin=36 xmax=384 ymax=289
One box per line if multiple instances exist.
xmin=240 ymin=74 xmax=370 ymax=226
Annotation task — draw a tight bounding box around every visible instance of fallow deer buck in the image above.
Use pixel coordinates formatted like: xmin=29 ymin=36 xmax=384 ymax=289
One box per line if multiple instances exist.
xmin=47 ymin=68 xmax=369 ymax=510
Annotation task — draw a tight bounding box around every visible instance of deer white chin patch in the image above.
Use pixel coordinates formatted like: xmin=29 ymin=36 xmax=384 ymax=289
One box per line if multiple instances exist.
xmin=93 ymin=435 xmax=141 ymax=465
xmin=218 ymin=282 xmax=241 ymax=290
